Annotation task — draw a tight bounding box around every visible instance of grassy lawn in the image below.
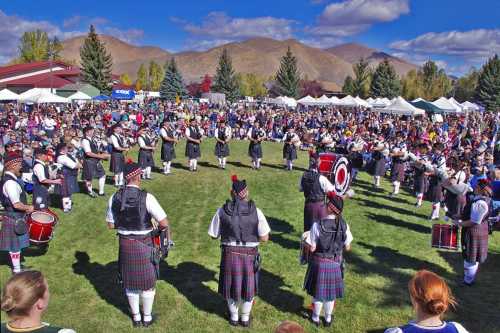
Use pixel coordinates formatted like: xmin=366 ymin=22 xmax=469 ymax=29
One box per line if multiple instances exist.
xmin=1 ymin=139 xmax=499 ymax=332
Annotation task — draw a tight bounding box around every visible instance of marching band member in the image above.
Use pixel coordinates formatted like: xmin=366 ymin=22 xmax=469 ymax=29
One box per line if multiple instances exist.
xmin=442 ymin=160 xmax=470 ymax=223
xmin=137 ymin=126 xmax=155 ymax=180
xmin=410 ymin=143 xmax=431 ymax=208
xmin=32 ymin=148 xmax=61 ymax=209
xmin=82 ymin=127 xmax=109 ymax=198
xmin=454 ymin=179 xmax=492 ymax=286
xmin=247 ymin=121 xmax=264 ymax=170
xmin=56 ymin=143 xmax=82 ymax=213
xmin=316 ymin=127 xmax=333 ymax=154
xmin=208 ymin=175 xmax=270 ymax=327
xmin=347 ymin=138 xmax=364 ymax=182
xmin=0 ymin=153 xmax=34 ymax=274
xmin=109 ymin=124 xmax=128 ymax=187
xmin=303 ymin=192 xmax=352 ymax=327
xmin=185 ymin=118 xmax=202 ymax=172
xmin=214 ymin=120 xmax=231 ymax=169
xmin=371 ymin=139 xmax=388 ymax=188
xmin=159 ymin=121 xmax=177 ymax=175
xmin=427 ymin=143 xmax=447 ymax=220
xmin=299 ymin=152 xmax=335 ymax=232
xmin=106 ymin=161 xmax=170 ymax=327
xmin=282 ymin=127 xmax=299 ymax=171
xmin=389 ymin=133 xmax=408 ymax=197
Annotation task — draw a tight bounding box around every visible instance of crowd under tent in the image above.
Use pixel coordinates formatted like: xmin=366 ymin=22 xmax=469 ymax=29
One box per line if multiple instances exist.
xmin=375 ymin=96 xmax=425 ymax=116
xmin=411 ymin=100 xmax=445 ymax=114
xmin=461 ymin=101 xmax=480 ymax=111
xmin=0 ymin=89 xmax=20 ymax=101
xmin=432 ymin=97 xmax=463 ymax=114
xmin=68 ymin=91 xmax=92 ymax=101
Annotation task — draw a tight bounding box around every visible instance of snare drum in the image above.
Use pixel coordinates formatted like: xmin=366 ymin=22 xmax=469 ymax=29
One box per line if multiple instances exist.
xmin=299 ymin=231 xmax=312 ymax=265
xmin=431 ymin=224 xmax=459 ymax=251
xmin=318 ymin=153 xmax=351 ymax=196
xmin=27 ymin=210 xmax=58 ymax=244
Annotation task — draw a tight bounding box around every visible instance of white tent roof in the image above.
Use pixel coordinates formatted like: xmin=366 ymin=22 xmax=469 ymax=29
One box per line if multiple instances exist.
xmin=371 ymin=97 xmax=388 ymax=107
xmin=276 ymin=96 xmax=297 ymax=107
xmin=461 ymin=101 xmax=480 ymax=111
xmin=22 ymin=90 xmax=70 ymax=103
xmin=355 ymin=96 xmax=371 ymax=108
xmin=376 ymin=96 xmax=425 ymax=116
xmin=381 ymin=97 xmax=391 ymax=105
xmin=18 ymin=88 xmax=45 ymax=102
xmin=432 ymin=97 xmax=462 ymax=113
xmin=448 ymin=97 xmax=464 ymax=112
xmin=68 ymin=91 xmax=92 ymax=101
xmin=366 ymin=97 xmax=375 ymax=104
xmin=338 ymin=95 xmax=358 ymax=107
xmin=298 ymin=95 xmax=318 ymax=105
xmin=412 ymin=97 xmax=425 ymax=102
xmin=316 ymin=95 xmax=331 ymax=105
xmin=329 ymin=96 xmax=341 ymax=105
xmin=0 ymin=89 xmax=19 ymax=101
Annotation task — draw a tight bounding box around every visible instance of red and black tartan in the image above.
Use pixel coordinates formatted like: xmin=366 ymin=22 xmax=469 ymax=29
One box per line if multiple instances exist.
xmin=218 ymin=246 xmax=258 ymax=302
xmin=304 ymin=254 xmax=344 ymax=301
xmin=0 ymin=216 xmax=30 ymax=252
xmin=461 ymin=222 xmax=489 ymax=264
xmin=119 ymin=235 xmax=157 ymax=291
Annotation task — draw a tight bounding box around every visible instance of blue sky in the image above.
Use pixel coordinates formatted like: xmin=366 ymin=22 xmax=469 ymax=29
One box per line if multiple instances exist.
xmin=1 ymin=0 xmax=499 ymax=76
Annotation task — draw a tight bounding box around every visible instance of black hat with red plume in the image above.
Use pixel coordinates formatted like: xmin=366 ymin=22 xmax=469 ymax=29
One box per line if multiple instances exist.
xmin=124 ymin=158 xmax=142 ymax=180
xmin=326 ymin=191 xmax=343 ymax=215
xmin=231 ymin=174 xmax=248 ymax=200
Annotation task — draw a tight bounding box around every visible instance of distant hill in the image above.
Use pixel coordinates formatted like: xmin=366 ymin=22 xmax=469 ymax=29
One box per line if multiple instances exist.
xmin=60 ymin=36 xmax=418 ymax=89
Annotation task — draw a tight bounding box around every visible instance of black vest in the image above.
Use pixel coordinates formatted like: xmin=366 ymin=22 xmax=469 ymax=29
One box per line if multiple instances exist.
xmin=111 ymin=187 xmax=153 ymax=231
xmin=32 ymin=162 xmax=50 ymax=188
xmin=0 ymin=173 xmax=27 ymax=211
xmin=84 ymin=137 xmax=99 ymax=160
xmin=220 ymin=199 xmax=259 ymax=244
xmin=251 ymin=128 xmax=262 ymax=140
xmin=111 ymin=134 xmax=124 ymax=153
xmin=61 ymin=154 xmax=78 ymax=177
xmin=218 ymin=127 xmax=227 ymax=141
xmin=162 ymin=128 xmax=175 ymax=145
xmin=189 ymin=126 xmax=201 ymax=140
xmin=316 ymin=217 xmax=347 ymax=257
xmin=302 ymin=170 xmax=324 ymax=203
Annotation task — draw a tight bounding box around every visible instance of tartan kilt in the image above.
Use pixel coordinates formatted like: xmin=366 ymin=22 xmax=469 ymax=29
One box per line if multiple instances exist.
xmin=391 ymin=162 xmax=405 ymax=182
xmin=427 ymin=179 xmax=443 ymax=203
xmin=461 ymin=223 xmax=489 ymax=264
xmin=304 ymin=255 xmax=344 ymax=301
xmin=0 ymin=216 xmax=30 ymax=252
xmin=374 ymin=158 xmax=386 ymax=176
xmin=161 ymin=143 xmax=176 ymax=162
xmin=138 ymin=150 xmax=155 ymax=168
xmin=218 ymin=246 xmax=258 ymax=302
xmin=82 ymin=158 xmax=105 ymax=181
xmin=119 ymin=236 xmax=157 ymax=291
xmin=214 ymin=142 xmax=230 ymax=158
xmin=283 ymin=144 xmax=297 ymax=160
xmin=248 ymin=143 xmax=262 ymax=159
xmin=185 ymin=142 xmax=201 ymax=159
xmin=304 ymin=201 xmax=326 ymax=232
xmin=110 ymin=152 xmax=125 ymax=173
xmin=414 ymin=172 xmax=428 ymax=194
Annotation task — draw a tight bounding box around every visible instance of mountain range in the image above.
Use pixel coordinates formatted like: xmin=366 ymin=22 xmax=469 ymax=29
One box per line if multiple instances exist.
xmin=61 ymin=36 xmax=418 ymax=90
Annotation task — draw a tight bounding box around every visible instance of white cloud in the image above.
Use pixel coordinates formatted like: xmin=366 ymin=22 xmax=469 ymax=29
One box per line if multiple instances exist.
xmin=299 ymin=35 xmax=343 ymax=49
xmin=63 ymin=15 xmax=83 ymax=28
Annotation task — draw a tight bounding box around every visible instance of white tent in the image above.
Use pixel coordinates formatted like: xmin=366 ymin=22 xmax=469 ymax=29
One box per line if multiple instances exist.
xmin=329 ymin=96 xmax=341 ymax=105
xmin=297 ymin=95 xmax=318 ymax=106
xmin=355 ymin=96 xmax=371 ymax=108
xmin=432 ymin=97 xmax=462 ymax=113
xmin=371 ymin=97 xmax=388 ymax=108
xmin=18 ymin=88 xmax=45 ymax=102
xmin=0 ymin=89 xmax=19 ymax=101
xmin=338 ymin=95 xmax=359 ymax=107
xmin=375 ymin=96 xmax=425 ymax=116
xmin=316 ymin=95 xmax=332 ymax=105
xmin=68 ymin=91 xmax=92 ymax=101
xmin=21 ymin=90 xmax=70 ymax=103
xmin=366 ymin=97 xmax=375 ymax=104
xmin=381 ymin=97 xmax=391 ymax=106
xmin=461 ymin=101 xmax=480 ymax=111
xmin=448 ymin=97 xmax=464 ymax=112
xmin=276 ymin=96 xmax=297 ymax=108
xmin=412 ymin=97 xmax=425 ymax=102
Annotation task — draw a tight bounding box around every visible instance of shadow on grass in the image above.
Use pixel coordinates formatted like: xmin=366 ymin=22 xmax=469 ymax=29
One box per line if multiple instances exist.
xmin=259 ymin=268 xmax=304 ymax=314
xmin=355 ymin=198 xmax=429 ymax=220
xmin=356 ymin=189 xmax=410 ymax=205
xmin=226 ymin=161 xmax=252 ymax=169
xmin=365 ymin=213 xmax=431 ymax=234
xmin=267 ymin=217 xmax=299 ymax=250
xmin=198 ymin=161 xmax=221 ymax=170
xmin=0 ymin=245 xmax=49 ymax=268
xmin=171 ymin=162 xmax=191 ymax=171
xmin=161 ymin=261 xmax=226 ymax=320
xmin=72 ymin=251 xmax=130 ymax=317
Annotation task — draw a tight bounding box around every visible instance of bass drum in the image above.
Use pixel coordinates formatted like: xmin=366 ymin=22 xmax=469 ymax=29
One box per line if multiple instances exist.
xmin=318 ymin=153 xmax=351 ymax=196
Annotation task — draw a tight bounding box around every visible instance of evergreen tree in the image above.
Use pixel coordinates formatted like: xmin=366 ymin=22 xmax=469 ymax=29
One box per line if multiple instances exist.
xmin=352 ymin=58 xmax=371 ymax=98
xmin=160 ymin=57 xmax=187 ymax=101
xmin=275 ymin=47 xmax=300 ymax=98
xmin=475 ymin=54 xmax=500 ymax=111
xmin=453 ymin=68 xmax=479 ymax=102
xmin=342 ymin=75 xmax=356 ymax=95
xmin=370 ymin=59 xmax=400 ymax=98
xmin=212 ymin=49 xmax=240 ymax=102
xmin=80 ymin=25 xmax=113 ymax=94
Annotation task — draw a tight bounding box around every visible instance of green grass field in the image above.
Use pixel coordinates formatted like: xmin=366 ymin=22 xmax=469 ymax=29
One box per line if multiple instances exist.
xmin=1 ymin=139 xmax=499 ymax=333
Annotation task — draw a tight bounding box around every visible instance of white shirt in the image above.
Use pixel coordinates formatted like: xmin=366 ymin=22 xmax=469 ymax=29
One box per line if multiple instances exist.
xmin=385 ymin=321 xmax=469 ymax=333
xmin=208 ymin=206 xmax=271 ymax=247
xmin=298 ymin=171 xmax=335 ymax=193
xmin=185 ymin=127 xmax=203 ymax=138
xmin=307 ymin=215 xmax=353 ymax=247
xmin=43 ymin=117 xmax=56 ymax=130
xmin=159 ymin=128 xmax=170 ymax=140
xmin=2 ymin=171 xmax=22 ymax=205
xmin=138 ymin=136 xmax=148 ymax=149
xmin=470 ymin=197 xmax=490 ymax=224
xmin=33 ymin=159 xmax=47 ymax=182
xmin=57 ymin=154 xmax=78 ymax=169
xmin=81 ymin=137 xmax=92 ymax=154
xmin=214 ymin=127 xmax=232 ymax=140
xmin=106 ymin=185 xmax=167 ymax=235
xmin=110 ymin=134 xmax=122 ymax=150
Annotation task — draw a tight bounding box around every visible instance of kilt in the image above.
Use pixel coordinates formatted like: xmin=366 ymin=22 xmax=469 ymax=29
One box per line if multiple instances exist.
xmin=82 ymin=158 xmax=105 ymax=181
xmin=110 ymin=152 xmax=125 ymax=173
xmin=283 ymin=144 xmax=297 ymax=161
xmin=427 ymin=177 xmax=443 ymax=203
xmin=461 ymin=222 xmax=489 ymax=264
xmin=248 ymin=143 xmax=262 ymax=159
xmin=161 ymin=143 xmax=176 ymax=162
xmin=119 ymin=235 xmax=157 ymax=291
xmin=138 ymin=149 xmax=155 ymax=168
xmin=348 ymin=152 xmax=363 ymax=169
xmin=32 ymin=185 xmax=49 ymax=209
xmin=374 ymin=158 xmax=386 ymax=177
xmin=0 ymin=216 xmax=30 ymax=252
xmin=391 ymin=162 xmax=405 ymax=182
xmin=215 ymin=142 xmax=230 ymax=158
xmin=304 ymin=254 xmax=344 ymax=301
xmin=414 ymin=171 xmax=428 ymax=194
xmin=218 ymin=246 xmax=258 ymax=302
xmin=445 ymin=193 xmax=466 ymax=220
xmin=185 ymin=142 xmax=201 ymax=159
xmin=304 ymin=201 xmax=326 ymax=232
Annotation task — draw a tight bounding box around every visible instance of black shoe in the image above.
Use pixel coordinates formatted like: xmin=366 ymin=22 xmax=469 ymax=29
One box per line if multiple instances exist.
xmin=240 ymin=318 xmax=251 ymax=328
xmin=132 ymin=319 xmax=142 ymax=328
xmin=229 ymin=319 xmax=239 ymax=327
xmin=143 ymin=316 xmax=155 ymax=328
xmin=463 ymin=280 xmax=475 ymax=287
xmin=323 ymin=316 xmax=334 ymax=327
xmin=98 ymin=192 xmax=106 ymax=197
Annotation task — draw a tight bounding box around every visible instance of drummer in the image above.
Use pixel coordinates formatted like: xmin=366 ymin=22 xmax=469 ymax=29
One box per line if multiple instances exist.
xmin=32 ymin=148 xmax=62 ymax=209
xmin=389 ymin=132 xmax=407 ymax=197
xmin=427 ymin=143 xmax=447 ymax=220
xmin=56 ymin=143 xmax=82 ymax=213
xmin=0 ymin=153 xmax=34 ymax=274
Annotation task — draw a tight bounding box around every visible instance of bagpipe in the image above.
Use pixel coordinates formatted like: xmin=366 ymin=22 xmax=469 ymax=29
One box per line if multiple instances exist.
xmin=151 ymin=220 xmax=174 ymax=263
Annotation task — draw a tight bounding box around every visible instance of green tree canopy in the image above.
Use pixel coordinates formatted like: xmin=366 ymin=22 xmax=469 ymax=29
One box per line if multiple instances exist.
xmin=160 ymin=57 xmax=187 ymax=101
xmin=475 ymin=54 xmax=500 ymax=111
xmin=275 ymin=47 xmax=300 ymax=98
xmin=149 ymin=61 xmax=164 ymax=91
xmin=238 ymin=73 xmax=267 ymax=97
xmin=18 ymin=30 xmax=49 ymax=62
xmin=342 ymin=75 xmax=356 ymax=95
xmin=212 ymin=49 xmax=240 ymax=102
xmin=370 ymin=59 xmax=400 ymax=98
xmin=352 ymin=58 xmax=371 ymax=98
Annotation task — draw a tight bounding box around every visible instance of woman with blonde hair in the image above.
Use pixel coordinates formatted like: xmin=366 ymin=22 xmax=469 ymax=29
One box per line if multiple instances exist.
xmin=385 ymin=270 xmax=468 ymax=333
xmin=1 ymin=270 xmax=75 ymax=333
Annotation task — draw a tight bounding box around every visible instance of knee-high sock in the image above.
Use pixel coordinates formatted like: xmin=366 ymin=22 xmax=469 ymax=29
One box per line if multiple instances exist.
xmin=287 ymin=160 xmax=293 ymax=170
xmin=9 ymin=252 xmax=21 ymax=273
xmin=166 ymin=161 xmax=171 ymax=173
xmin=62 ymin=197 xmax=71 ymax=210
xmin=323 ymin=300 xmax=335 ymax=322
xmin=98 ymin=176 xmax=105 ymax=195
xmin=189 ymin=159 xmax=194 ymax=170
xmin=432 ymin=202 xmax=441 ymax=219
xmin=141 ymin=289 xmax=156 ymax=322
xmin=227 ymin=298 xmax=239 ymax=321
xmin=257 ymin=158 xmax=262 ymax=168
xmin=374 ymin=176 xmax=380 ymax=186
xmin=393 ymin=181 xmax=400 ymax=194
xmin=416 ymin=193 xmax=423 ymax=206
xmin=114 ymin=174 xmax=120 ymax=186
xmin=119 ymin=172 xmax=124 ymax=186
xmin=163 ymin=162 xmax=168 ymax=173
xmin=222 ymin=157 xmax=227 ymax=168
xmin=86 ymin=181 xmax=93 ymax=193
xmin=125 ymin=289 xmax=141 ymax=321
xmin=252 ymin=160 xmax=256 ymax=168
xmin=218 ymin=158 xmax=223 ymax=166
xmin=146 ymin=166 xmax=152 ymax=178
xmin=240 ymin=298 xmax=253 ymax=322
xmin=312 ymin=298 xmax=323 ymax=322
xmin=193 ymin=159 xmax=198 ymax=170
xmin=464 ymin=260 xmax=479 ymax=283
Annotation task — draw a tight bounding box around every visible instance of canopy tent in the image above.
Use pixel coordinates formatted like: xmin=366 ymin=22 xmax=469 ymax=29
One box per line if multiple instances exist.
xmin=411 ymin=100 xmax=445 ymax=114
xmin=21 ymin=90 xmax=70 ymax=103
xmin=375 ymin=96 xmax=425 ymax=116
xmin=297 ymin=95 xmax=318 ymax=106
xmin=412 ymin=97 xmax=425 ymax=103
xmin=366 ymin=97 xmax=375 ymax=104
xmin=329 ymin=96 xmax=341 ymax=105
xmin=93 ymin=94 xmax=110 ymax=101
xmin=57 ymin=83 xmax=100 ymax=98
xmin=354 ymin=96 xmax=371 ymax=108
xmin=315 ymin=95 xmax=332 ymax=105
xmin=432 ymin=97 xmax=462 ymax=113
xmin=448 ymin=97 xmax=464 ymax=112
xmin=381 ymin=98 xmax=391 ymax=105
xmin=68 ymin=91 xmax=92 ymax=101
xmin=278 ymin=96 xmax=297 ymax=108
xmin=370 ymin=97 xmax=388 ymax=108
xmin=18 ymin=88 xmax=45 ymax=102
xmin=0 ymin=89 xmax=20 ymax=101
xmin=461 ymin=101 xmax=480 ymax=111
xmin=338 ymin=95 xmax=359 ymax=107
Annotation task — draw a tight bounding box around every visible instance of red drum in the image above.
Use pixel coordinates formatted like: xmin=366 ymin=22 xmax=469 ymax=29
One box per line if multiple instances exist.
xmin=27 ymin=210 xmax=58 ymax=245
xmin=318 ymin=153 xmax=351 ymax=196
xmin=431 ymin=224 xmax=459 ymax=251
xmin=300 ymin=231 xmax=312 ymax=265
